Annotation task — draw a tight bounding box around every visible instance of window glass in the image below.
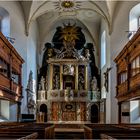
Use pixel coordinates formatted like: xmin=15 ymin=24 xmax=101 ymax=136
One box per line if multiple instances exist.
xmin=101 ymin=31 xmax=106 ymax=68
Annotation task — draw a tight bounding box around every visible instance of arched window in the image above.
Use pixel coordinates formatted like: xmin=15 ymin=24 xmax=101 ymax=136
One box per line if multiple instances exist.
xmin=0 ymin=7 xmax=10 ymax=37
xmin=101 ymin=31 xmax=106 ymax=68
xmin=129 ymin=3 xmax=140 ymax=39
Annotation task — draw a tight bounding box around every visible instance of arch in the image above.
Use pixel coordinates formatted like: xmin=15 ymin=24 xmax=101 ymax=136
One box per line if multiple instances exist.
xmin=26 ymin=1 xmax=111 ymax=36
xmin=40 ymin=104 xmax=47 ymax=122
xmin=91 ymin=104 xmax=99 ymax=123
xmin=0 ymin=7 xmax=10 ymax=37
xmin=129 ymin=3 xmax=140 ymax=39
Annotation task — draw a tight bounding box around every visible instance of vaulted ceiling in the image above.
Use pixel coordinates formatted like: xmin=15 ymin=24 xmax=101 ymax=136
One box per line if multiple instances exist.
xmin=20 ymin=0 xmax=118 ymax=36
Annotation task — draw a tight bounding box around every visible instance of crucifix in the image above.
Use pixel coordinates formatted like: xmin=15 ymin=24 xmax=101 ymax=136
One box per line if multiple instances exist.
xmin=104 ymin=67 xmax=112 ymax=92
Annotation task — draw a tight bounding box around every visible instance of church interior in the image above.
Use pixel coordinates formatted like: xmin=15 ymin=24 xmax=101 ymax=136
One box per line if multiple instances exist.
xmin=0 ymin=0 xmax=140 ymax=139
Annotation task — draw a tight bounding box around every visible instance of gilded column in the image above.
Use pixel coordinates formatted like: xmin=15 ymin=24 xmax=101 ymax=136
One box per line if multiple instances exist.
xmin=75 ymin=65 xmax=78 ymax=90
xmin=85 ymin=65 xmax=88 ymax=90
xmin=60 ymin=64 xmax=63 ymax=90
xmin=49 ymin=64 xmax=53 ymax=90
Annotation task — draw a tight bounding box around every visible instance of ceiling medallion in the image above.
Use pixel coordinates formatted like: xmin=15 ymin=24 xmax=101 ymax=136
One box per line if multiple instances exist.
xmin=54 ymin=0 xmax=81 ymax=12
xmin=61 ymin=1 xmax=74 ymax=9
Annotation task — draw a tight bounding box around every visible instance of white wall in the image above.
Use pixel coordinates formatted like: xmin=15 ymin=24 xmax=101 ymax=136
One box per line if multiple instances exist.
xmin=26 ymin=20 xmax=38 ymax=103
xmin=100 ymin=18 xmax=111 ymax=123
xmin=0 ymin=2 xmax=38 ymax=115
xmin=109 ymin=1 xmax=140 ymax=124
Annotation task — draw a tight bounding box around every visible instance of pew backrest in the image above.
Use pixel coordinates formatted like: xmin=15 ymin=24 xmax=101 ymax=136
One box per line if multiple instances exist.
xmin=83 ymin=125 xmax=92 ymax=139
xmin=18 ymin=132 xmax=38 ymax=140
xmin=45 ymin=125 xmax=55 ymax=139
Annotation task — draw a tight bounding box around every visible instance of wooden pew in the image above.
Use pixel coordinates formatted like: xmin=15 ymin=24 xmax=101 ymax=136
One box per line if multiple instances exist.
xmin=83 ymin=125 xmax=92 ymax=139
xmin=0 ymin=132 xmax=38 ymax=139
xmin=45 ymin=125 xmax=55 ymax=139
xmin=100 ymin=133 xmax=140 ymax=139
xmin=19 ymin=132 xmax=38 ymax=140
xmin=0 ymin=122 xmax=54 ymax=139
xmin=84 ymin=124 xmax=140 ymax=139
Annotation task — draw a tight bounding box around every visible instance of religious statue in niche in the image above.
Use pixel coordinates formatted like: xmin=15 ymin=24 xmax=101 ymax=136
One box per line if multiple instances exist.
xmin=26 ymin=70 xmax=36 ymax=114
xmin=78 ymin=74 xmax=85 ymax=90
xmin=53 ymin=65 xmax=60 ymax=89
xmin=91 ymin=76 xmax=98 ymax=91
xmin=55 ymin=74 xmax=60 ymax=89
xmin=90 ymin=77 xmax=101 ymax=101
xmin=39 ymin=76 xmax=45 ymax=91
xmin=78 ymin=66 xmax=85 ymax=90
xmin=84 ymin=48 xmax=91 ymax=60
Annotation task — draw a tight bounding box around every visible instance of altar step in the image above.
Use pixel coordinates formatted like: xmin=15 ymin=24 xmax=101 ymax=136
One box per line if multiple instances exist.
xmin=54 ymin=128 xmax=84 ymax=139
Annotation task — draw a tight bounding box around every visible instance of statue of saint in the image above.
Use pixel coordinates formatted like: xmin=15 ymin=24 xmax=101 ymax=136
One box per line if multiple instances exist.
xmin=40 ymin=76 xmax=45 ymax=90
xmin=85 ymin=49 xmax=90 ymax=60
xmin=91 ymin=77 xmax=97 ymax=91
xmin=55 ymin=74 xmax=59 ymax=89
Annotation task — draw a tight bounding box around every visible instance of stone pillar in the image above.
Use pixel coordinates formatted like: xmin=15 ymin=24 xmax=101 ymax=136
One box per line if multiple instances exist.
xmin=75 ymin=65 xmax=78 ymax=90
xmin=49 ymin=64 xmax=53 ymax=90
xmin=60 ymin=64 xmax=63 ymax=90
xmin=85 ymin=65 xmax=88 ymax=90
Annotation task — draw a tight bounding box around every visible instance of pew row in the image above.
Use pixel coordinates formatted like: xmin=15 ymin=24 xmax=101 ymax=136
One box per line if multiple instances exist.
xmin=84 ymin=124 xmax=140 ymax=139
xmin=0 ymin=132 xmax=38 ymax=139
xmin=0 ymin=122 xmax=54 ymax=139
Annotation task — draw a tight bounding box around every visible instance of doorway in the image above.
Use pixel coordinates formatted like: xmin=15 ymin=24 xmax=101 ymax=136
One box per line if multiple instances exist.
xmin=40 ymin=104 xmax=47 ymax=122
xmin=91 ymin=104 xmax=99 ymax=123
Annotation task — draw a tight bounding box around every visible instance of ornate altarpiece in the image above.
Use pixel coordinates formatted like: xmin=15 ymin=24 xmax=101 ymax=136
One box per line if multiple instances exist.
xmin=37 ymin=23 xmax=101 ymax=122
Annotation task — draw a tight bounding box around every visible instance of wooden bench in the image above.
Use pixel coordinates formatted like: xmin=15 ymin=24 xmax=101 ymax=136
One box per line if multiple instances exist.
xmin=0 ymin=122 xmax=54 ymax=139
xmin=83 ymin=125 xmax=92 ymax=139
xmin=19 ymin=132 xmax=38 ymax=140
xmin=0 ymin=132 xmax=38 ymax=139
xmin=100 ymin=133 xmax=140 ymax=139
xmin=45 ymin=125 xmax=55 ymax=139
xmin=84 ymin=124 xmax=140 ymax=139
